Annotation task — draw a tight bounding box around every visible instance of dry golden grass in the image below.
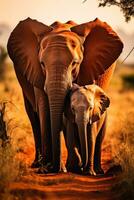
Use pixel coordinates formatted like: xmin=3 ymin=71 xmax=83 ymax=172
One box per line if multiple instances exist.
xmin=106 ymin=64 xmax=134 ymax=199
xmin=0 ymin=61 xmax=134 ymax=199
xmin=0 ymin=62 xmax=34 ymax=199
xmin=0 ymin=143 xmax=20 ymax=200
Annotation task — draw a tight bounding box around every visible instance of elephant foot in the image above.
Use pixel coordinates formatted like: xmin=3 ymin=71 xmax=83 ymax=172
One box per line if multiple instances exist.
xmin=37 ymin=162 xmax=67 ymax=174
xmin=61 ymin=162 xmax=67 ymax=173
xmin=67 ymin=165 xmax=83 ymax=174
xmin=105 ymin=165 xmax=122 ymax=176
xmin=37 ymin=163 xmax=53 ymax=174
xmin=66 ymin=157 xmax=82 ymax=174
xmin=83 ymin=168 xmax=96 ymax=176
xmin=31 ymin=157 xmax=47 ymax=168
xmin=95 ymin=167 xmax=104 ymax=175
xmin=37 ymin=168 xmax=64 ymax=174
xmin=31 ymin=159 xmax=42 ymax=168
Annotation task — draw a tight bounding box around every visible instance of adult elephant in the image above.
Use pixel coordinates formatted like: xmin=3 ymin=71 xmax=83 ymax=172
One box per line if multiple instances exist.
xmin=7 ymin=17 xmax=123 ymax=173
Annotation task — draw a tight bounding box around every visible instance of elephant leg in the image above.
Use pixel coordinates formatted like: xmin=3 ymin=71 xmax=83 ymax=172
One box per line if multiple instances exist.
xmin=23 ymin=93 xmax=42 ymax=168
xmin=34 ymin=87 xmax=52 ymax=167
xmin=64 ymin=122 xmax=82 ymax=174
xmin=94 ymin=115 xmax=107 ymax=174
xmin=84 ymin=124 xmax=96 ymax=176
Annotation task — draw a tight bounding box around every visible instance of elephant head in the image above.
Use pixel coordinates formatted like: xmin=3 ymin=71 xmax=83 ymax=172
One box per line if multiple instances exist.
xmin=64 ymin=83 xmax=110 ymax=167
xmin=7 ymin=17 xmax=123 ymax=172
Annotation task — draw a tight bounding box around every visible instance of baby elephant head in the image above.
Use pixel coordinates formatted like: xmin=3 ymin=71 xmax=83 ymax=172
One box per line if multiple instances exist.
xmin=65 ymin=83 xmax=110 ymax=125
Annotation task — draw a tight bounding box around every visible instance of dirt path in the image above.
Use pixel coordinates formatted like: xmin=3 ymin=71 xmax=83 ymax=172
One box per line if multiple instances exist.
xmin=10 ymin=175 xmax=117 ymax=200
xmin=9 ymin=141 xmax=119 ymax=200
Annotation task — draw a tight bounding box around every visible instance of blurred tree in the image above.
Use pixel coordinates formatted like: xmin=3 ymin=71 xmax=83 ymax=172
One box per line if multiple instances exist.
xmin=0 ymin=103 xmax=9 ymax=145
xmin=0 ymin=46 xmax=7 ymax=65
xmin=83 ymin=0 xmax=134 ymax=22
xmin=0 ymin=46 xmax=7 ymax=76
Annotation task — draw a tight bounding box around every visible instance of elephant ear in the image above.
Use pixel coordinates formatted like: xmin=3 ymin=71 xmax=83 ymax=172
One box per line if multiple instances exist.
xmin=92 ymin=86 xmax=110 ymax=122
xmin=71 ymin=18 xmax=123 ymax=85
xmin=7 ymin=18 xmax=52 ymax=89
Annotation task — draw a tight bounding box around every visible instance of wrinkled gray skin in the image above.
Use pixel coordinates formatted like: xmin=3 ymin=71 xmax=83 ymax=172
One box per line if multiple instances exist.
xmin=63 ymin=84 xmax=110 ymax=175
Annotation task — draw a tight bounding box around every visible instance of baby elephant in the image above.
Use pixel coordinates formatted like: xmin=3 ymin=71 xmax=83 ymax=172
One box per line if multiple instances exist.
xmin=63 ymin=84 xmax=110 ymax=175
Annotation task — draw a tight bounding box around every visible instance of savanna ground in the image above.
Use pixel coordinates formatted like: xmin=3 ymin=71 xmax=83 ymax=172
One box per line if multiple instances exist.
xmin=0 ymin=60 xmax=134 ymax=200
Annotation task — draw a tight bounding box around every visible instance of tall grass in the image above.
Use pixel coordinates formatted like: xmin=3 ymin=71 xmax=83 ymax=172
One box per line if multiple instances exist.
xmin=105 ymin=64 xmax=134 ymax=199
xmin=0 ymin=142 xmax=22 ymax=200
xmin=111 ymin=112 xmax=134 ymax=199
xmin=0 ymin=101 xmax=30 ymax=199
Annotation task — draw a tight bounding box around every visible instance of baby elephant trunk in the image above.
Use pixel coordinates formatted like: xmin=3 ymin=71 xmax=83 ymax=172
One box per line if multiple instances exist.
xmin=77 ymin=123 xmax=88 ymax=169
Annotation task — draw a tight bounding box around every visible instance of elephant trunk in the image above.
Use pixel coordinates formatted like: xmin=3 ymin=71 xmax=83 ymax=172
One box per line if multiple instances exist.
xmin=77 ymin=122 xmax=88 ymax=169
xmin=47 ymin=70 xmax=68 ymax=172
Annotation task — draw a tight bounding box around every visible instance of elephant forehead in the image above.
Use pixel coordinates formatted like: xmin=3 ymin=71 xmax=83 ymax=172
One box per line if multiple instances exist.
xmin=60 ymin=31 xmax=83 ymax=44
xmin=41 ymin=31 xmax=82 ymax=48
xmin=71 ymin=91 xmax=90 ymax=106
xmin=72 ymin=88 xmax=95 ymax=108
xmin=41 ymin=35 xmax=67 ymax=48
xmin=79 ymin=87 xmax=94 ymax=97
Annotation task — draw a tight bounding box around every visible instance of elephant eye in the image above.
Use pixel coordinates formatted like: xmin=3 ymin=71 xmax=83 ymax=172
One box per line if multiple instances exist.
xmin=72 ymin=60 xmax=79 ymax=67
xmin=72 ymin=61 xmax=76 ymax=67
xmin=71 ymin=107 xmax=75 ymax=114
xmin=40 ymin=61 xmax=45 ymax=68
xmin=71 ymin=40 xmax=76 ymax=48
xmin=89 ymin=104 xmax=93 ymax=110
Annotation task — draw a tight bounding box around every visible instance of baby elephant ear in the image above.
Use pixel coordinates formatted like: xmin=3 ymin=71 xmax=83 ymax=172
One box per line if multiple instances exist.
xmin=71 ymin=18 xmax=123 ymax=84
xmin=7 ymin=18 xmax=52 ymax=89
xmin=92 ymin=87 xmax=110 ymax=122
